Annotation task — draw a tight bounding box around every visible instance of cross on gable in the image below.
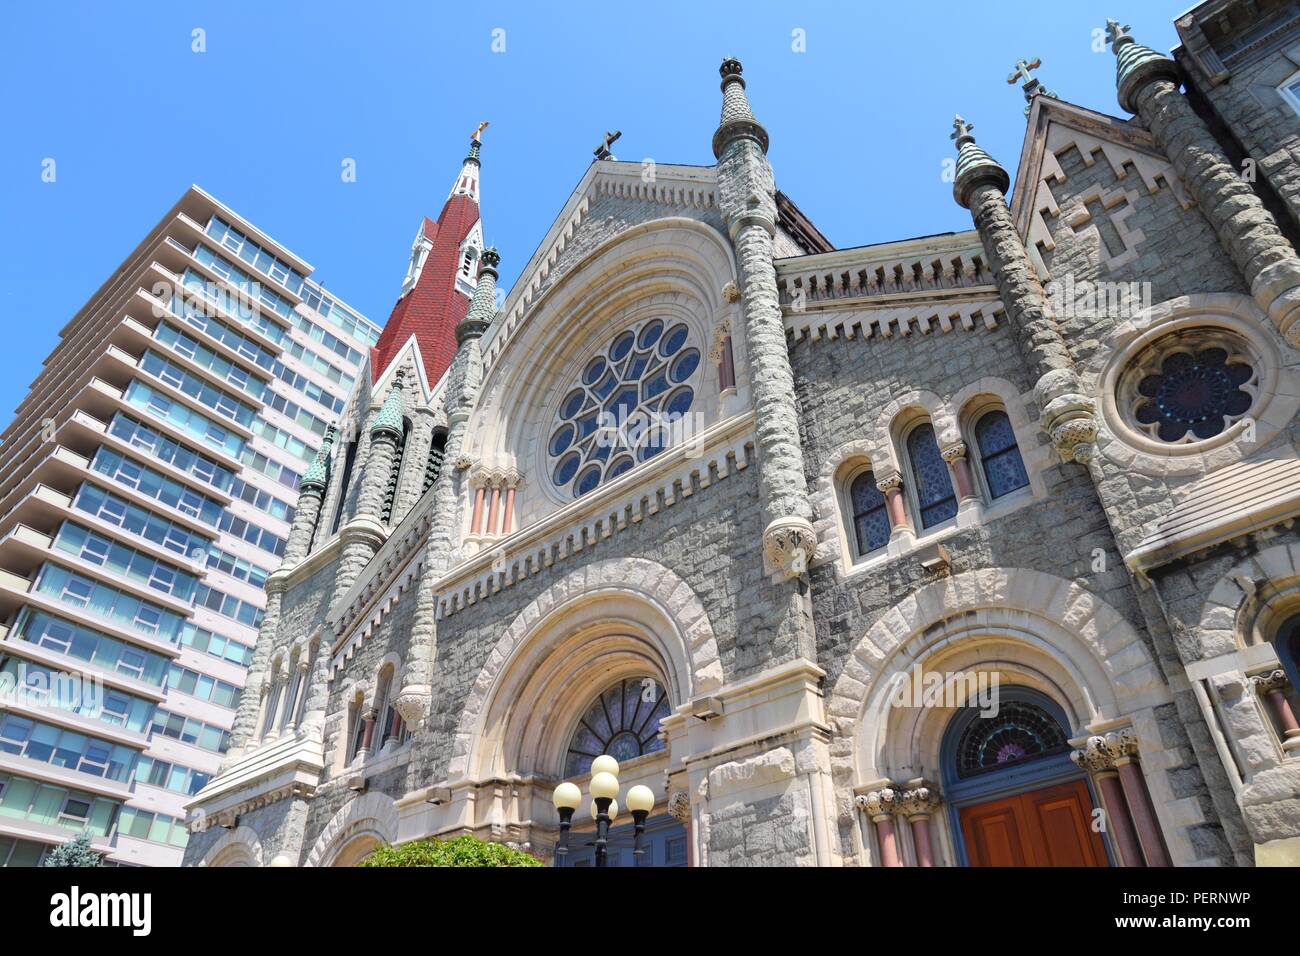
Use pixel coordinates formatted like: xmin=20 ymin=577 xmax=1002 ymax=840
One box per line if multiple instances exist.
xmin=1006 ymin=57 xmax=1041 ymax=87
xmin=593 ymin=130 xmax=622 ymax=161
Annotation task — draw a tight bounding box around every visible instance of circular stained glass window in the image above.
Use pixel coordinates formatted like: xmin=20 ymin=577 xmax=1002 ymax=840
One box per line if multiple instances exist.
xmin=954 ymin=700 xmax=1069 ymax=779
xmin=548 ymin=318 xmax=700 ymax=499
xmin=563 ymin=677 xmax=670 ymax=778
xmin=1121 ymin=330 xmax=1258 ymax=444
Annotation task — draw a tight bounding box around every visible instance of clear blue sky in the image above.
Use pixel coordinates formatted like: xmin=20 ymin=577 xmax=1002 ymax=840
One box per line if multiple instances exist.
xmin=0 ymin=1 xmax=1184 ymax=423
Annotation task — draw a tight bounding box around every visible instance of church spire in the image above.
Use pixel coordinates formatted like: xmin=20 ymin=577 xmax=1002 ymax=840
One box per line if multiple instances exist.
xmin=449 ymin=121 xmax=488 ymax=202
xmin=712 ymin=57 xmax=769 ymax=159
xmin=370 ymin=125 xmax=488 ymax=388
xmin=1106 ymin=20 xmax=1181 ymax=114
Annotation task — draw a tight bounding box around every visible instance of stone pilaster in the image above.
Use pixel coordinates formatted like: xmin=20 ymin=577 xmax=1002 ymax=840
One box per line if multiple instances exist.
xmin=395 ymin=248 xmax=498 ymax=725
xmin=713 ymin=57 xmax=816 ymax=579
xmin=952 ymin=116 xmax=1098 ymax=463
xmin=1109 ymin=21 xmax=1300 ymax=346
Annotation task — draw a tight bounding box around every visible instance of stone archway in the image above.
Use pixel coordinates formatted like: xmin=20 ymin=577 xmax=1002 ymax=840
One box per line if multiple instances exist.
xmin=304 ymin=792 xmax=399 ymax=867
xmin=199 ymin=825 xmax=264 ymax=867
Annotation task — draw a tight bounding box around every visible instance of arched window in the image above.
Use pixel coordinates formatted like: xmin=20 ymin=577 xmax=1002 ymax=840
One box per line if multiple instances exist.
xmin=423 ymin=428 xmax=447 ymax=495
xmin=373 ymin=666 xmax=405 ymax=750
xmin=847 ymin=470 xmax=889 ymax=556
xmin=906 ymin=423 xmax=957 ymax=529
xmin=345 ymin=698 xmax=365 ymax=764
xmin=563 ymin=677 xmax=670 ymax=778
xmin=974 ymin=410 xmax=1029 ymax=499
xmin=460 ymin=246 xmax=479 ymax=279
xmin=1275 ymin=615 xmax=1300 ymax=691
xmin=259 ymin=663 xmax=282 ymax=739
xmin=331 ymin=435 xmax=360 ymax=535
xmin=278 ymin=650 xmax=300 ymax=732
xmin=952 ymin=698 xmax=1070 ymax=779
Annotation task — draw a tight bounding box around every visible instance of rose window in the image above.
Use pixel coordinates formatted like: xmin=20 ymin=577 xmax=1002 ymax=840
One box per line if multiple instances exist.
xmin=549 ymin=318 xmax=700 ymax=498
xmin=1123 ymin=332 xmax=1257 ymax=443
xmin=563 ymin=677 xmax=670 ymax=778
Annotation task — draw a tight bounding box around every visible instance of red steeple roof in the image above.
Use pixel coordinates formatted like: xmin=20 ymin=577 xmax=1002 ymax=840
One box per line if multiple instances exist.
xmin=370 ymin=138 xmax=484 ymax=387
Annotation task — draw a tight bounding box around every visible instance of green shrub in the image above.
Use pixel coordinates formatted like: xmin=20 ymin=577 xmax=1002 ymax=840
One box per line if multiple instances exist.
xmin=41 ymin=832 xmax=105 ymax=868
xmin=359 ymin=834 xmax=543 ymax=867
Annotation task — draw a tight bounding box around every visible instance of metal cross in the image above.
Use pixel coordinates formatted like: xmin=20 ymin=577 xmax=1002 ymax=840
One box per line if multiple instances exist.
xmin=593 ymin=130 xmax=622 ymax=162
xmin=472 ymin=121 xmax=489 ymax=142
xmin=1006 ymin=57 xmax=1042 ymax=87
xmin=950 ymin=115 xmax=975 ymax=142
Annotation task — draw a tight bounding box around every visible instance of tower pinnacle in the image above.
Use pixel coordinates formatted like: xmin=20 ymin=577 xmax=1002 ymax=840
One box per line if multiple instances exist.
xmin=712 ymin=57 xmax=769 ymax=159
xmin=1106 ymin=19 xmax=1180 ymax=113
xmin=950 ymin=115 xmax=1010 ymax=209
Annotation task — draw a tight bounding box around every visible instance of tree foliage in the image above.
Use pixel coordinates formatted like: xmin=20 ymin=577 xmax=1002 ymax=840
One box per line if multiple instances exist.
xmin=359 ymin=834 xmax=542 ymax=868
xmin=42 ymin=832 xmax=105 ymax=868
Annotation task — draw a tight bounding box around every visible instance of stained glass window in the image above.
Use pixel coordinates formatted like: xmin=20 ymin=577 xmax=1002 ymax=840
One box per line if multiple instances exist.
xmin=848 ymin=471 xmax=889 ymax=555
xmin=549 ymin=319 xmax=700 ymax=499
xmin=906 ymin=423 xmax=957 ymax=529
xmin=974 ymin=410 xmax=1029 ymax=499
xmin=564 ymin=677 xmax=670 ymax=778
xmin=1133 ymin=345 xmax=1254 ymax=442
xmin=955 ymin=700 xmax=1069 ymax=778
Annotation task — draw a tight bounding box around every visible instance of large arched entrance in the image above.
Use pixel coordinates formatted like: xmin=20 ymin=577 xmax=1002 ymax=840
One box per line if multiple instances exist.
xmin=941 ymin=687 xmax=1109 ymax=867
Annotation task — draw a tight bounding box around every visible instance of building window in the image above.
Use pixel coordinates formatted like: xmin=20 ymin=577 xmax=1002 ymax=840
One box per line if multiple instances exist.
xmin=973 ymin=410 xmax=1029 ymax=499
xmin=549 ymin=318 xmax=700 ymax=499
xmin=1276 ymin=615 xmax=1300 ymax=691
xmin=906 ymin=422 xmax=957 ymax=529
xmin=1279 ymin=70 xmax=1300 ymax=116
xmin=847 ymin=470 xmax=889 ymax=556
xmin=1120 ymin=330 xmax=1257 ymax=444
xmin=563 ymin=677 xmax=670 ymax=778
xmin=331 ymin=437 xmax=360 ymax=534
xmin=953 ymin=698 xmax=1069 ymax=779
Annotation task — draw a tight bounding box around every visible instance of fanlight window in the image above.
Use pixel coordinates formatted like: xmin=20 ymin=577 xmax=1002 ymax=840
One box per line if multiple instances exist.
xmin=955 ymin=700 xmax=1069 ymax=779
xmin=549 ymin=319 xmax=700 ymax=499
xmin=563 ymin=677 xmax=670 ymax=778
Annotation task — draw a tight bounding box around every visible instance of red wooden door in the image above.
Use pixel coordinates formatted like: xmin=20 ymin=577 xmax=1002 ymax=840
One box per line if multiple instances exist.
xmin=961 ymin=779 xmax=1108 ymax=867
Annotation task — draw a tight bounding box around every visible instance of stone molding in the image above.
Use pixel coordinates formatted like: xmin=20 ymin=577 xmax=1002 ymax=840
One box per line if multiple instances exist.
xmin=1071 ymin=727 xmax=1140 ymax=773
xmin=303 ymin=792 xmax=400 ymax=867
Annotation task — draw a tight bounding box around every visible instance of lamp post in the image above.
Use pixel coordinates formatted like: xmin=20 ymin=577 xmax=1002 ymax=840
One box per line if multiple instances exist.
xmin=551 ymin=754 xmax=657 ymax=867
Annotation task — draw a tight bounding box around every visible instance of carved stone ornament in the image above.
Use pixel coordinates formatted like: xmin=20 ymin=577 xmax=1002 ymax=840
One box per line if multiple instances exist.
xmin=1042 ymin=393 xmax=1100 ymax=463
xmin=875 ymin=470 xmax=903 ymax=494
xmin=855 ymin=788 xmax=898 ymax=819
xmin=1070 ymin=727 xmax=1138 ymax=773
xmin=393 ymin=686 xmax=431 ymax=724
xmin=722 ymin=280 xmax=742 ymax=304
xmin=1251 ymin=668 xmax=1290 ymax=695
xmin=940 ymin=441 xmax=968 ymax=464
xmin=898 ymin=786 xmax=942 ymax=818
xmin=668 ymin=790 xmax=691 ymax=823
xmin=763 ymin=515 xmax=817 ymax=578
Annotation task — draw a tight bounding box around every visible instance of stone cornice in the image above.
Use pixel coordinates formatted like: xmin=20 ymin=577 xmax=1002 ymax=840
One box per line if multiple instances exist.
xmin=784 ymin=294 xmax=1005 ymax=344
xmin=186 ymin=730 xmax=325 ymax=828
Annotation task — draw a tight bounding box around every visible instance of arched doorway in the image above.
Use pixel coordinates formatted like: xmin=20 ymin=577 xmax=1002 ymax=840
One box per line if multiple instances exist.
xmin=331 ymin=835 xmax=380 ymax=868
xmin=941 ymin=688 xmax=1109 ymax=867
xmin=556 ymin=676 xmax=687 ymax=868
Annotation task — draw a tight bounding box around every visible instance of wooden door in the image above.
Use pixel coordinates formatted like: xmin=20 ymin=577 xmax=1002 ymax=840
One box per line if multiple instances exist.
xmin=960 ymin=779 xmax=1108 ymax=867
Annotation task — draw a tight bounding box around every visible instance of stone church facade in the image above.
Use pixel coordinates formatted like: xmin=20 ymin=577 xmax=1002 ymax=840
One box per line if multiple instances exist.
xmin=183 ymin=3 xmax=1300 ymax=868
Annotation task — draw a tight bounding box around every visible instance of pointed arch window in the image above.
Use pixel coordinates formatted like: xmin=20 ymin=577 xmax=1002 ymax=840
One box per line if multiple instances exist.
xmin=974 ymin=410 xmax=1029 ymax=499
xmin=564 ymin=677 xmax=670 ymax=778
xmin=906 ymin=423 xmax=957 ymax=529
xmin=848 ymin=470 xmax=889 ymax=556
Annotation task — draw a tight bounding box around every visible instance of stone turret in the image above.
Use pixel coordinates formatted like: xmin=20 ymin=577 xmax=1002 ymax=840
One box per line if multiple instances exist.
xmin=395 ymin=247 xmax=499 ymax=725
xmin=951 ymin=115 xmax=1098 ymax=463
xmin=712 ymin=57 xmax=816 ymax=578
xmin=1107 ymin=20 xmax=1300 ymax=346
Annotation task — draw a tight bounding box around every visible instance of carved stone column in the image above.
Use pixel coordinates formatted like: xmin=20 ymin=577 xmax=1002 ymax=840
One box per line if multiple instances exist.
xmin=1251 ymin=669 xmax=1300 ymax=751
xmin=713 ymin=57 xmax=816 ymax=579
xmin=941 ymin=441 xmax=980 ymax=506
xmin=899 ymin=785 xmax=942 ymax=867
xmin=1109 ymin=21 xmax=1300 ymax=347
xmin=1073 ymin=728 xmax=1169 ymax=866
xmin=1072 ymin=734 xmax=1145 ymax=868
xmin=876 ymin=469 xmax=913 ymax=541
xmin=856 ymin=788 xmax=902 ymax=867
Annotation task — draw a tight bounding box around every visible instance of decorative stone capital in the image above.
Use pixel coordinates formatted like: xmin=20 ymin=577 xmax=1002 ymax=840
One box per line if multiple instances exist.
xmin=898 ymin=785 xmax=942 ymax=819
xmin=762 ymin=515 xmax=817 ymax=579
xmin=940 ymin=441 xmax=968 ymax=464
xmin=453 ymin=455 xmax=474 ymax=472
xmin=1071 ymin=728 xmax=1139 ymax=773
xmin=856 ymin=788 xmax=898 ymax=820
xmin=1041 ymin=391 xmax=1099 ymax=463
xmin=708 ymin=318 xmax=734 ymax=364
xmin=721 ymin=281 xmax=742 ymax=304
xmin=875 ymin=469 xmax=902 ymax=494
xmin=1251 ymin=668 xmax=1290 ymax=695
xmin=393 ymin=686 xmax=431 ymax=724
xmin=667 ymin=790 xmax=691 ymax=823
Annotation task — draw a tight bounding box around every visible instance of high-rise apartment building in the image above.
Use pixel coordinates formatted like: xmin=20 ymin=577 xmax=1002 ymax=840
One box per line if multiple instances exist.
xmin=0 ymin=187 xmax=379 ymax=866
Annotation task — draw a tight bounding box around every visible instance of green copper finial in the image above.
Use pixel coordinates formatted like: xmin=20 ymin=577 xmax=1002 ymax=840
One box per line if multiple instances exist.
xmin=950 ymin=114 xmax=1010 ymax=209
xmin=1107 ymin=19 xmax=1180 ymax=114
xmin=1007 ymin=56 xmax=1059 ymax=116
xmin=466 ymin=121 xmax=488 ymax=164
xmin=457 ymin=247 xmax=499 ymax=343
xmin=371 ymin=369 xmax=407 ymax=441
xmin=712 ymin=56 xmax=769 ymax=159
xmin=300 ymin=424 xmax=336 ymax=494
